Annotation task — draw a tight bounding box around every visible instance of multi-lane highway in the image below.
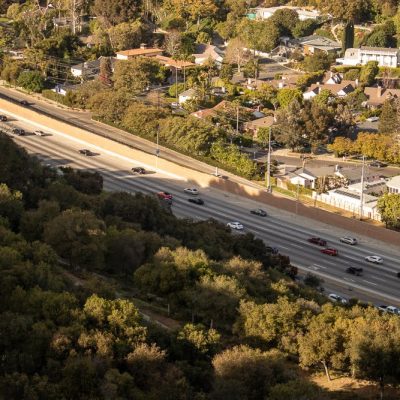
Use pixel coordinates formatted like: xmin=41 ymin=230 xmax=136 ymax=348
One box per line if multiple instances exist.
xmin=1 ymin=111 xmax=400 ymax=308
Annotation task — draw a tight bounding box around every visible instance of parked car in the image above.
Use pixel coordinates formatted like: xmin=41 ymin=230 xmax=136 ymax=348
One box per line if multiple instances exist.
xmin=387 ymin=306 xmax=399 ymax=315
xmin=132 ymin=167 xmax=146 ymax=174
xmin=321 ymin=248 xmax=338 ymax=256
xmin=378 ymin=305 xmax=388 ymax=312
xmin=366 ymin=116 xmax=379 ymax=122
xmin=0 ymin=115 xmax=7 ymax=121
xmin=365 ymin=255 xmax=383 ymax=264
xmin=12 ymin=128 xmax=26 ymax=136
xmin=34 ymin=130 xmax=46 ymax=136
xmin=184 ymin=188 xmax=199 ymax=195
xmin=188 ymin=198 xmax=204 ymax=205
xmin=78 ymin=149 xmax=95 ymax=156
xmin=368 ymin=160 xmax=387 ymax=168
xmin=328 ymin=293 xmax=347 ymax=304
xmin=250 ymin=209 xmax=267 ymax=217
xmin=308 ymin=237 xmax=327 ymax=246
xmin=346 ymin=267 xmax=363 ymax=276
xmin=340 ymin=236 xmax=358 ymax=245
xmin=227 ymin=222 xmax=244 ymax=230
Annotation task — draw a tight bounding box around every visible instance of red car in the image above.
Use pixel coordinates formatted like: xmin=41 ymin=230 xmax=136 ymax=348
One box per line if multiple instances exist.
xmin=157 ymin=192 xmax=173 ymax=202
xmin=321 ymin=248 xmax=338 ymax=256
xmin=308 ymin=237 xmax=327 ymax=246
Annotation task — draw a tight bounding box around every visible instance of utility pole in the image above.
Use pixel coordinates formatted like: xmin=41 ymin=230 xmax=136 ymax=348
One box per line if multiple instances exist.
xmin=236 ymin=104 xmax=239 ymax=135
xmin=266 ymin=126 xmax=272 ymax=192
xmin=359 ymin=155 xmax=365 ymax=220
xmin=296 ymin=183 xmax=300 ymax=214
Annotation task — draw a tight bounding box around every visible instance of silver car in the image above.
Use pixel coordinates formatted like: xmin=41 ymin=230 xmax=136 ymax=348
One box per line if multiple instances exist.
xmin=340 ymin=236 xmax=358 ymax=245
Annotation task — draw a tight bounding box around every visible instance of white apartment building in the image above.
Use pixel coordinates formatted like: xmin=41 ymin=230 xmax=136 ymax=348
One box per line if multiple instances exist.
xmin=337 ymin=47 xmax=400 ymax=68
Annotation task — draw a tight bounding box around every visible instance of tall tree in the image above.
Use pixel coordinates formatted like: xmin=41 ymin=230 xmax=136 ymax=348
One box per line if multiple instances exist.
xmin=342 ymin=20 xmax=354 ymax=53
xmin=359 ymin=61 xmax=379 ymax=86
xmin=377 ymin=193 xmax=400 ymax=229
xmin=379 ymin=96 xmax=400 ymax=135
xmin=92 ymin=0 xmax=141 ymax=26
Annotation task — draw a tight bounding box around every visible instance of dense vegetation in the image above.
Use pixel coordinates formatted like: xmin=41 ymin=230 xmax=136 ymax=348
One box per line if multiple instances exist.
xmin=2 ymin=130 xmax=400 ymax=399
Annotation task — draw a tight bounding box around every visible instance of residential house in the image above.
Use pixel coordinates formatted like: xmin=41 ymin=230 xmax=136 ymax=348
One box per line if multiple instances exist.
xmin=265 ymin=74 xmax=300 ymax=90
xmin=116 ymin=44 xmax=163 ymax=60
xmin=337 ymin=47 xmax=400 ymax=68
xmin=70 ymin=57 xmax=114 ymax=78
xmin=179 ymin=88 xmax=197 ymax=104
xmin=363 ymin=86 xmax=400 ymax=108
xmin=248 ymin=6 xmax=321 ymax=21
xmin=52 ymin=83 xmax=82 ymax=96
xmin=243 ymin=115 xmax=275 ymax=138
xmin=334 ymin=166 xmax=379 ymax=185
xmin=386 ymin=175 xmax=400 ymax=194
xmin=303 ymin=81 xmax=356 ymax=100
xmin=292 ymin=35 xmax=341 ymax=55
xmin=192 ymin=44 xmax=224 ymax=66
xmin=287 ymin=166 xmax=336 ymax=189
xmin=314 ymin=188 xmax=381 ymax=220
xmin=348 ymin=179 xmax=387 ymax=195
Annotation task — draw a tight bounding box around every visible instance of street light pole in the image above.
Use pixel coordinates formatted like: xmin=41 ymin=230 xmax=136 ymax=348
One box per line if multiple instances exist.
xmin=266 ymin=126 xmax=272 ymax=192
xmin=359 ymin=155 xmax=365 ymax=220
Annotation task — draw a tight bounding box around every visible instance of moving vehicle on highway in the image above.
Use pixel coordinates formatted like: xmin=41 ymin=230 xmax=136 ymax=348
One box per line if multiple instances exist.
xmin=368 ymin=160 xmax=387 ymax=168
xmin=157 ymin=191 xmax=173 ymax=201
xmin=346 ymin=267 xmax=363 ymax=276
xmin=250 ymin=209 xmax=267 ymax=217
xmin=131 ymin=167 xmax=146 ymax=174
xmin=34 ymin=130 xmax=46 ymax=136
xmin=78 ymin=149 xmax=96 ymax=156
xmin=20 ymin=100 xmax=29 ymax=106
xmin=340 ymin=236 xmax=358 ymax=245
xmin=12 ymin=128 xmax=26 ymax=136
xmin=321 ymin=248 xmax=338 ymax=256
xmin=328 ymin=293 xmax=347 ymax=304
xmin=184 ymin=188 xmax=199 ymax=195
xmin=365 ymin=255 xmax=383 ymax=264
xmin=0 ymin=115 xmax=7 ymax=121
xmin=308 ymin=237 xmax=327 ymax=246
xmin=227 ymin=222 xmax=244 ymax=230
xmin=188 ymin=198 xmax=204 ymax=205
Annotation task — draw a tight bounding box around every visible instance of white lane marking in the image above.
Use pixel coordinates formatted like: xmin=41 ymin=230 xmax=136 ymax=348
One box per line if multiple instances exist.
xmin=372 ymin=276 xmax=386 ymax=282
xmin=308 ymin=266 xmax=320 ymax=271
xmin=362 ymin=280 xmax=378 ymax=286
xmin=0 ymin=107 xmax=184 ymax=180
xmin=343 ymin=277 xmax=355 ymax=282
xmin=313 ymin=264 xmax=327 ymax=269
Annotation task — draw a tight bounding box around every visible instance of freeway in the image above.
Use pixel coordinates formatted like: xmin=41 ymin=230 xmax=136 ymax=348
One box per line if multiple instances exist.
xmin=1 ymin=113 xmax=400 ymax=308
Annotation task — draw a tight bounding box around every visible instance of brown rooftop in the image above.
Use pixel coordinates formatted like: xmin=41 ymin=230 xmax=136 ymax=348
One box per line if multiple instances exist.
xmin=117 ymin=48 xmax=163 ymax=57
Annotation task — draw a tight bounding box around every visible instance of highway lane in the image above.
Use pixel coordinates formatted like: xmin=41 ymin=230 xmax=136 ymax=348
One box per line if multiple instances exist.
xmin=2 ymin=117 xmax=400 ymax=306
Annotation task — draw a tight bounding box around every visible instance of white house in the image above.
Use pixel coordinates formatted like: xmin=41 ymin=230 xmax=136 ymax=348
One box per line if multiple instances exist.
xmin=289 ymin=169 xmax=317 ymax=189
xmin=193 ymin=44 xmax=224 ymax=66
xmin=71 ymin=57 xmax=110 ymax=78
xmin=249 ymin=6 xmax=321 ymax=21
xmin=386 ymin=175 xmax=400 ymax=194
xmin=178 ymin=88 xmax=197 ymax=104
xmin=314 ymin=188 xmax=381 ymax=220
xmin=303 ymin=82 xmax=355 ymax=100
xmin=337 ymin=47 xmax=400 ymax=68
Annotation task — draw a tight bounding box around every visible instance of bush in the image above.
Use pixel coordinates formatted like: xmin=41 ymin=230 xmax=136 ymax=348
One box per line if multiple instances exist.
xmin=42 ymin=89 xmax=77 ymax=107
xmin=17 ymin=71 xmax=45 ymax=93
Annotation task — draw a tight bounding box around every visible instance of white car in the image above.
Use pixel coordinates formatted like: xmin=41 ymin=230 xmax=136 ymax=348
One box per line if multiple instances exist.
xmin=366 ymin=116 xmax=379 ymax=122
xmin=328 ymin=293 xmax=347 ymax=304
xmin=34 ymin=130 xmax=46 ymax=136
xmin=340 ymin=236 xmax=358 ymax=245
xmin=184 ymin=188 xmax=199 ymax=195
xmin=386 ymin=306 xmax=399 ymax=315
xmin=227 ymin=222 xmax=244 ymax=230
xmin=365 ymin=255 xmax=383 ymax=264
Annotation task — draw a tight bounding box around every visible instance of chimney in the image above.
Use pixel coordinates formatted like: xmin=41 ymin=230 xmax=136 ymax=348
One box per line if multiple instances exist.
xmin=377 ymin=85 xmax=382 ymax=97
xmin=140 ymin=43 xmax=147 ymax=49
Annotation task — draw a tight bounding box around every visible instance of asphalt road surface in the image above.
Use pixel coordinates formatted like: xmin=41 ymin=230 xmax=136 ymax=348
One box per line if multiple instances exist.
xmin=1 ymin=113 xmax=399 ymax=309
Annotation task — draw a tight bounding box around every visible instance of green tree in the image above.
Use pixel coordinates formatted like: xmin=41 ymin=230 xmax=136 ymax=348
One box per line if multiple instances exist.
xmin=359 ymin=61 xmax=379 ymax=86
xmin=298 ymin=306 xmax=350 ymax=381
xmin=379 ymin=97 xmax=399 ymax=135
xmin=108 ymin=21 xmax=146 ymax=51
xmin=43 ymin=209 xmax=105 ymax=270
xmin=350 ymin=316 xmax=400 ymax=400
xmin=292 ymin=19 xmax=317 ymax=38
xmin=277 ymin=88 xmax=303 ymax=109
xmin=302 ymin=52 xmax=333 ymax=73
xmin=113 ymin=57 xmax=166 ymax=93
xmin=327 ymin=136 xmax=354 ymax=156
xmin=99 ymin=57 xmax=113 ymax=86
xmin=270 ymin=8 xmax=300 ymax=37
xmin=342 ymin=20 xmax=354 ymax=53
xmin=377 ymin=193 xmax=400 ymax=229
xmin=92 ymin=0 xmax=140 ymax=25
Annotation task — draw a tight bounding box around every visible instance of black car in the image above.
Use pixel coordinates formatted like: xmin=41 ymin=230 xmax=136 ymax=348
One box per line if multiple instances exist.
xmin=12 ymin=128 xmax=26 ymax=136
xmin=188 ymin=198 xmax=204 ymax=205
xmin=0 ymin=115 xmax=7 ymax=121
xmin=250 ymin=209 xmax=267 ymax=217
xmin=266 ymin=246 xmax=279 ymax=255
xmin=346 ymin=267 xmax=363 ymax=276
xmin=132 ymin=167 xmax=146 ymax=174
xmin=369 ymin=161 xmax=387 ymax=168
xmin=79 ymin=149 xmax=95 ymax=156
xmin=19 ymin=100 xmax=29 ymax=106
